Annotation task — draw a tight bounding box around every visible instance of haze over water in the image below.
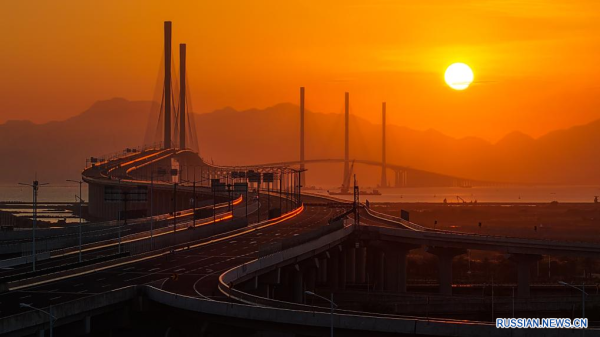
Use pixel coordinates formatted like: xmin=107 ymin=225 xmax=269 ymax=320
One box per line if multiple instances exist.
xmin=0 ymin=184 xmax=89 ymax=203
xmin=312 ymin=185 xmax=600 ymax=203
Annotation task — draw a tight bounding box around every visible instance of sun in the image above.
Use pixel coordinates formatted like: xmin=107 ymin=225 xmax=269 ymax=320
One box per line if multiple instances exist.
xmin=444 ymin=63 xmax=474 ymax=90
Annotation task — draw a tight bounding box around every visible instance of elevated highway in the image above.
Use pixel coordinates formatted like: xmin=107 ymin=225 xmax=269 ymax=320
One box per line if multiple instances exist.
xmin=2 ymin=149 xmax=600 ymax=336
xmin=246 ymin=158 xmax=504 ymax=187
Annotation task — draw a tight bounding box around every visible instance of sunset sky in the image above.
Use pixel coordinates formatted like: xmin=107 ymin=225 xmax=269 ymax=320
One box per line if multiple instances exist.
xmin=1 ymin=0 xmax=600 ymax=141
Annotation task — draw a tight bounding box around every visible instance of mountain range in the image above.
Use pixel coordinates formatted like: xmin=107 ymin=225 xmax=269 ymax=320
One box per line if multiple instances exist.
xmin=0 ymin=97 xmax=598 ymax=186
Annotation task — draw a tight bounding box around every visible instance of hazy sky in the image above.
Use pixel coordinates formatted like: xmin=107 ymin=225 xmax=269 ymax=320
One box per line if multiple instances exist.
xmin=1 ymin=0 xmax=600 ymax=141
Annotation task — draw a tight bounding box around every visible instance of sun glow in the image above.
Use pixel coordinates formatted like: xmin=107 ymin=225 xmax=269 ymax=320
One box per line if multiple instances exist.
xmin=444 ymin=63 xmax=474 ymax=90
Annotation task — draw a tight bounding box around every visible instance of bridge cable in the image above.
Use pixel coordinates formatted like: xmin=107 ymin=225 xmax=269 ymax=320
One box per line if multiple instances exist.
xmin=185 ymin=71 xmax=200 ymax=153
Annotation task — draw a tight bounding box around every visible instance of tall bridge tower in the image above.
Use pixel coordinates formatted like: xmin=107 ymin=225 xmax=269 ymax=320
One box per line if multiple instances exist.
xmin=163 ymin=21 xmax=172 ymax=149
xmin=179 ymin=43 xmax=186 ymax=149
xmin=299 ymin=87 xmax=306 ymax=188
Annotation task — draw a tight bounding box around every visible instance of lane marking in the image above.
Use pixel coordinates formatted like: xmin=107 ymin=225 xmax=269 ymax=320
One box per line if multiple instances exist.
xmin=9 ymin=205 xmax=306 ymax=291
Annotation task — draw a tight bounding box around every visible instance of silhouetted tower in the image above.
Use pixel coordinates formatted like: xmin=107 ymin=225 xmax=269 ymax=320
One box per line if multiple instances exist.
xmin=179 ymin=43 xmax=186 ymax=149
xmin=380 ymin=102 xmax=387 ymax=187
xmin=163 ymin=21 xmax=172 ymax=149
xmin=299 ymin=87 xmax=305 ymax=188
xmin=343 ymin=92 xmax=350 ymax=191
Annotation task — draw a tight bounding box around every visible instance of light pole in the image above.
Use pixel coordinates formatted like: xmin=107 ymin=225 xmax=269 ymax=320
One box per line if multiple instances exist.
xmin=20 ymin=303 xmax=56 ymax=337
xmin=279 ymin=170 xmax=283 ymax=214
xmin=305 ymin=291 xmax=337 ymax=337
xmin=149 ymin=167 xmax=167 ymax=249
xmin=150 ymin=170 xmax=154 ymax=249
xmin=173 ymin=182 xmax=178 ymax=234
xmin=66 ymin=179 xmax=84 ymax=263
xmin=512 ymin=286 xmax=515 ymax=318
xmin=18 ymin=180 xmax=48 ymax=272
xmin=181 ymin=175 xmax=206 ymax=228
xmin=559 ymin=281 xmax=587 ymax=319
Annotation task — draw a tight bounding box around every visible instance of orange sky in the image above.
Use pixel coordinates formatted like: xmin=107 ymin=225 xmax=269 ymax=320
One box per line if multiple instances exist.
xmin=1 ymin=0 xmax=600 ymax=141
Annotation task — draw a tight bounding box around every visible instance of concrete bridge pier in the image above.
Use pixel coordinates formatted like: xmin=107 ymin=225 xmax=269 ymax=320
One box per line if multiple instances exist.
xmin=317 ymin=254 xmax=328 ymax=285
xmin=510 ymin=254 xmax=542 ymax=298
xmin=366 ymin=248 xmax=385 ymax=291
xmin=381 ymin=243 xmax=419 ymax=293
xmin=427 ymin=247 xmax=466 ymax=295
xmin=356 ymin=246 xmax=367 ymax=283
xmin=291 ymin=264 xmax=304 ymax=304
xmin=394 ymin=170 xmax=407 ymax=187
xmin=339 ymin=246 xmax=347 ymax=290
xmin=345 ymin=244 xmax=356 ymax=283
xmin=257 ymin=268 xmax=281 ymax=299
xmin=84 ymin=316 xmax=91 ymax=335
xmin=303 ymin=258 xmax=320 ymax=293
xmin=327 ymin=248 xmax=340 ymax=290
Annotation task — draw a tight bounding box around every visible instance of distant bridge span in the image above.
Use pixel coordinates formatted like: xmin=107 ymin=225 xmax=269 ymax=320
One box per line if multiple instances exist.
xmin=246 ymin=158 xmax=503 ymax=188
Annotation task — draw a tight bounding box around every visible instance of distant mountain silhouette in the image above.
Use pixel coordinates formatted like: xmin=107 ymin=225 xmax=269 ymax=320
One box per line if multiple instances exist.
xmin=0 ymin=98 xmax=152 ymax=183
xmin=1 ymin=98 xmax=598 ymax=185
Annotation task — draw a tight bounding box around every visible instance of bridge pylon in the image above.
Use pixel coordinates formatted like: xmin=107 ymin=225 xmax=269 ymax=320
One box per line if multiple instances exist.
xmin=163 ymin=21 xmax=172 ymax=149
xmin=300 ymin=87 xmax=306 ymax=187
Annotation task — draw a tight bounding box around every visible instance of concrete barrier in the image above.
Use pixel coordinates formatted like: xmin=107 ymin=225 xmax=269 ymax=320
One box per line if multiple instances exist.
xmin=143 ymin=285 xmax=598 ymax=337
xmin=0 ymin=286 xmax=137 ymax=337
xmin=0 ymin=252 xmax=51 ymax=268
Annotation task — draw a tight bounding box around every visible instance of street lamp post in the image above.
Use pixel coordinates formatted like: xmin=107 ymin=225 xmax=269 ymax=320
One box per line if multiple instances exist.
xmin=193 ymin=178 xmax=197 ymax=227
xmin=559 ymin=281 xmax=587 ymax=319
xmin=512 ymin=286 xmax=515 ymax=318
xmin=279 ymin=170 xmax=283 ymax=213
xmin=66 ymin=179 xmax=84 ymax=263
xmin=305 ymin=291 xmax=337 ymax=337
xmin=213 ymin=180 xmax=217 ymax=224
xmin=20 ymin=303 xmax=56 ymax=337
xmin=173 ymin=182 xmax=178 ymax=234
xmin=18 ymin=180 xmax=48 ymax=272
xmin=181 ymin=174 xmax=205 ymax=228
xmin=150 ymin=170 xmax=154 ymax=249
xmin=226 ymin=173 xmax=233 ymax=213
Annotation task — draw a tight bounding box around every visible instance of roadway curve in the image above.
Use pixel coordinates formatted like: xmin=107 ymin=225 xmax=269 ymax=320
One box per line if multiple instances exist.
xmin=0 ymin=195 xmax=344 ymax=318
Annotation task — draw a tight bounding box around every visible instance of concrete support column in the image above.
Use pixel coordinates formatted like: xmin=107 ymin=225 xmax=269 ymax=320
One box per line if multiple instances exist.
xmin=258 ymin=268 xmax=281 ymax=300
xmin=427 ymin=247 xmax=466 ymax=296
xmin=318 ymin=258 xmax=328 ymax=285
xmin=379 ymin=242 xmax=418 ymax=293
xmin=356 ymin=247 xmax=366 ymax=283
xmin=365 ymin=247 xmax=375 ymax=287
xmin=397 ymin=250 xmax=408 ymax=293
xmin=258 ymin=283 xmax=270 ymax=299
xmin=339 ymin=247 xmax=347 ymax=290
xmin=84 ymin=315 xmax=91 ymax=334
xmin=328 ymin=250 xmax=339 ymax=290
xmin=292 ymin=265 xmax=304 ymax=304
xmin=385 ymin=250 xmax=399 ymax=292
xmin=510 ymin=254 xmax=542 ymax=298
xmin=376 ymin=249 xmax=385 ymax=291
xmin=305 ymin=267 xmax=317 ymax=292
xmin=346 ymin=246 xmax=356 ymax=283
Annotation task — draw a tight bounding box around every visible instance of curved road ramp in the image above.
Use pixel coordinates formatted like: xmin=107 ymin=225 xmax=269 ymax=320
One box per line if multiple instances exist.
xmin=1 ymin=221 xmax=597 ymax=337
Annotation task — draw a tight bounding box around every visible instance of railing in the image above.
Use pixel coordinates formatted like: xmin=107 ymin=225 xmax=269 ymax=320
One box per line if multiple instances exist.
xmin=84 ymin=142 xmax=164 ymax=168
xmin=363 ymin=204 xmax=429 ymax=231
